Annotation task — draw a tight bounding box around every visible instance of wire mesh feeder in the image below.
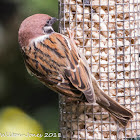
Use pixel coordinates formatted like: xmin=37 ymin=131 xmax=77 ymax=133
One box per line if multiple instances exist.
xmin=58 ymin=0 xmax=140 ymax=139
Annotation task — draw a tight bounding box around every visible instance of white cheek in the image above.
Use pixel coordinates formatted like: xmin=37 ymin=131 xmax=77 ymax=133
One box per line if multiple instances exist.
xmin=31 ymin=35 xmax=50 ymax=45
xmin=43 ymin=26 xmax=54 ymax=34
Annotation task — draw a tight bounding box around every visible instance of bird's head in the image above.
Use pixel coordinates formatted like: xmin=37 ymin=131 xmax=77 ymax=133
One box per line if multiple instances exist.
xmin=18 ymin=14 xmax=57 ymax=47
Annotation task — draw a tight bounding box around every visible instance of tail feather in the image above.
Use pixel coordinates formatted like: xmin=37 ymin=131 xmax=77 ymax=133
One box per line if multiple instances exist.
xmin=92 ymin=76 xmax=133 ymax=127
xmin=96 ymin=90 xmax=133 ymax=127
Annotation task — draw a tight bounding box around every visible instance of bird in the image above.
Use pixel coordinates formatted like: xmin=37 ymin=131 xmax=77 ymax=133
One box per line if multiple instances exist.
xmin=18 ymin=14 xmax=133 ymax=127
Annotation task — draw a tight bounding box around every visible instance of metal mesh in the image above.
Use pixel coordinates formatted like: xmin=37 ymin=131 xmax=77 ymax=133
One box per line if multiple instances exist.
xmin=58 ymin=0 xmax=140 ymax=139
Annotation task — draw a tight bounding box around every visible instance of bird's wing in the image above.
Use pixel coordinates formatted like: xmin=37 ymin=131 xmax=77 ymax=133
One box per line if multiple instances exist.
xmin=52 ymin=33 xmax=95 ymax=103
xmin=22 ymin=32 xmax=95 ymax=103
xmin=21 ymin=34 xmax=82 ymax=99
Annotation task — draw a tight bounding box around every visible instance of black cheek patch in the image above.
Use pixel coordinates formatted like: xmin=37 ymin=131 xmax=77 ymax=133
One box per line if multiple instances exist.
xmin=47 ymin=29 xmax=54 ymax=34
xmin=43 ymin=26 xmax=54 ymax=34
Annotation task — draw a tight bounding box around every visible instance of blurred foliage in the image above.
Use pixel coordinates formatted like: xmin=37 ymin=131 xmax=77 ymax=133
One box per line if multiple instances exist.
xmin=0 ymin=0 xmax=59 ymax=140
xmin=0 ymin=107 xmax=43 ymax=140
xmin=20 ymin=0 xmax=58 ymax=17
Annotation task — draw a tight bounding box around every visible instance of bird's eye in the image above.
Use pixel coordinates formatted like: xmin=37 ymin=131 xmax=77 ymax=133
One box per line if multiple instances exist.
xmin=46 ymin=17 xmax=57 ymax=26
xmin=46 ymin=20 xmax=50 ymax=25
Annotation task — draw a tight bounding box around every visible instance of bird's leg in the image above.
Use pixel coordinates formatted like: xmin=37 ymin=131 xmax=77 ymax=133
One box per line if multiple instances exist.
xmin=66 ymin=28 xmax=80 ymax=46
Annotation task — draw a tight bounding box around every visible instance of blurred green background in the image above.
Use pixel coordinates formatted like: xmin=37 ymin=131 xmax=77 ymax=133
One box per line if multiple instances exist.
xmin=0 ymin=0 xmax=59 ymax=139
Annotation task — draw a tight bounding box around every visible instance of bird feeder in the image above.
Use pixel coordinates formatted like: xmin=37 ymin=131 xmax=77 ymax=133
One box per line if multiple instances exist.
xmin=59 ymin=0 xmax=140 ymax=139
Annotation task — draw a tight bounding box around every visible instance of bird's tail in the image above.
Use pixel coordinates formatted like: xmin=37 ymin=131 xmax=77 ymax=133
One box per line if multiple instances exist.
xmin=91 ymin=76 xmax=133 ymax=127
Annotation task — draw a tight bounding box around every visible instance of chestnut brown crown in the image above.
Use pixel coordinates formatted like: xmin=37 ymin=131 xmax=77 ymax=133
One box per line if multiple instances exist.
xmin=18 ymin=14 xmax=51 ymax=47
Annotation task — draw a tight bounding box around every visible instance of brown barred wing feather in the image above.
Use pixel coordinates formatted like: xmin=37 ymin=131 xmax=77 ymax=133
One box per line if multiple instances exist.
xmin=62 ymin=35 xmax=95 ymax=103
xmin=22 ymin=32 xmax=95 ymax=103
